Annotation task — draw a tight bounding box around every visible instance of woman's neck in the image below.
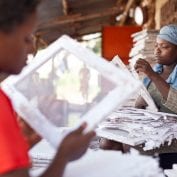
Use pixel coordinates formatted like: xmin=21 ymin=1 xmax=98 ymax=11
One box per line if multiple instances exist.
xmin=163 ymin=63 xmax=177 ymax=72
xmin=160 ymin=63 xmax=176 ymax=80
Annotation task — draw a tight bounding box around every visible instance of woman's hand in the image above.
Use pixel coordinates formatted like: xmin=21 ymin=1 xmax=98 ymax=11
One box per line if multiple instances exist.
xmin=134 ymin=59 xmax=170 ymax=100
xmin=135 ymin=96 xmax=148 ymax=109
xmin=134 ymin=59 xmax=155 ymax=78
xmin=58 ymin=123 xmax=95 ymax=162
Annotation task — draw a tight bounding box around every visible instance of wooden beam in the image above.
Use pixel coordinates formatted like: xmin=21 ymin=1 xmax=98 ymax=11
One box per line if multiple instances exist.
xmin=62 ymin=0 xmax=69 ymax=15
xmin=37 ymin=6 xmax=121 ymax=31
xmin=36 ymin=19 xmax=115 ymax=43
xmin=67 ymin=0 xmax=113 ymax=9
xmin=119 ymin=0 xmax=135 ymax=25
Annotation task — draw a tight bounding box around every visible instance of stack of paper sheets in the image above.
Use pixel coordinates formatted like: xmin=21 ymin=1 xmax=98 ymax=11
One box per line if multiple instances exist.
xmin=29 ymin=140 xmax=164 ymax=177
xmin=164 ymin=164 xmax=177 ymax=177
xmin=29 ymin=140 xmax=55 ymax=171
xmin=129 ymin=29 xmax=159 ymax=70
xmin=97 ymin=107 xmax=177 ymax=150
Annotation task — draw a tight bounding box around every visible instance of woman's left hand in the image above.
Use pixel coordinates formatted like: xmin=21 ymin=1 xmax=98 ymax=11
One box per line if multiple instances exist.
xmin=134 ymin=59 xmax=155 ymax=77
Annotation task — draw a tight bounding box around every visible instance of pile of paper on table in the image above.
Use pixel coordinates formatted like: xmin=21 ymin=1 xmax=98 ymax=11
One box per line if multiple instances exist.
xmin=29 ymin=139 xmax=55 ymax=170
xmin=29 ymin=140 xmax=164 ymax=177
xmin=97 ymin=107 xmax=177 ymax=151
xmin=164 ymin=164 xmax=177 ymax=177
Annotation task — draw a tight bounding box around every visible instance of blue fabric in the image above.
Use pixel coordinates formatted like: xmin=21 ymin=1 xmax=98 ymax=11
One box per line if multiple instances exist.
xmin=157 ymin=24 xmax=177 ymax=46
xmin=143 ymin=64 xmax=177 ymax=89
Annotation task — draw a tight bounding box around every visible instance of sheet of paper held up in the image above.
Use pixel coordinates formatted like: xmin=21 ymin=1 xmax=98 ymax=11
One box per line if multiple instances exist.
xmin=111 ymin=55 xmax=158 ymax=112
xmin=1 ymin=35 xmax=141 ymax=148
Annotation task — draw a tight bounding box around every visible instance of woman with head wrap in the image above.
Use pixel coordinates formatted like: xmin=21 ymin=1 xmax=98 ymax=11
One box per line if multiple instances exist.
xmin=135 ymin=24 xmax=177 ymax=113
xmin=100 ymin=25 xmax=177 ymax=169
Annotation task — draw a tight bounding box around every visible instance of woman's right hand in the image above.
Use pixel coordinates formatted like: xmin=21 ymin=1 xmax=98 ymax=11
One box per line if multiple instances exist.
xmin=134 ymin=59 xmax=155 ymax=78
xmin=135 ymin=96 xmax=148 ymax=109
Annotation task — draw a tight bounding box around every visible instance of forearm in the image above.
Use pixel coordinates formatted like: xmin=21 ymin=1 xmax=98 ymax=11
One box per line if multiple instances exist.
xmin=149 ymin=72 xmax=170 ymax=100
xmin=40 ymin=150 xmax=68 ymax=177
xmin=0 ymin=155 xmax=68 ymax=177
xmin=0 ymin=123 xmax=94 ymax=177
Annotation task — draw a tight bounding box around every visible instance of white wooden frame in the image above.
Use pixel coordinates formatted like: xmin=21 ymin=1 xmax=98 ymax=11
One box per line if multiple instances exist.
xmin=1 ymin=35 xmax=141 ymax=148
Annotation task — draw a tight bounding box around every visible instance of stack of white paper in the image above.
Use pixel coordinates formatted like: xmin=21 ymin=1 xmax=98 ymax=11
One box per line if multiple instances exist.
xmin=30 ymin=140 xmax=164 ymax=177
xmin=64 ymin=150 xmax=164 ymax=177
xmin=97 ymin=107 xmax=177 ymax=150
xmin=29 ymin=139 xmax=55 ymax=169
xmin=165 ymin=164 xmax=177 ymax=177
xmin=129 ymin=29 xmax=159 ymax=71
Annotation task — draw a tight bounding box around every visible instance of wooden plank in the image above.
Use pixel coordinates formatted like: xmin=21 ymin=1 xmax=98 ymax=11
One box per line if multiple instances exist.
xmin=38 ymin=6 xmax=121 ymax=30
xmin=37 ymin=19 xmax=112 ymax=38
xmin=68 ymin=0 xmax=118 ymax=14
xmin=67 ymin=0 xmax=117 ymax=9
xmin=36 ymin=19 xmax=114 ymax=44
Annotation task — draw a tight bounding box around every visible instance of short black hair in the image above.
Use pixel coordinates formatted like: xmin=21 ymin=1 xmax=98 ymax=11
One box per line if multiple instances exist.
xmin=0 ymin=0 xmax=41 ymax=33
